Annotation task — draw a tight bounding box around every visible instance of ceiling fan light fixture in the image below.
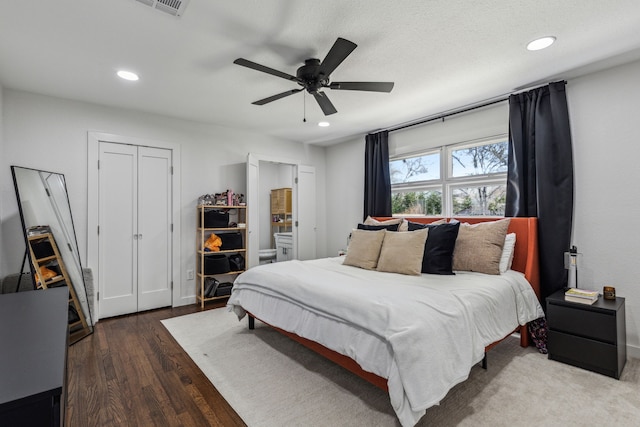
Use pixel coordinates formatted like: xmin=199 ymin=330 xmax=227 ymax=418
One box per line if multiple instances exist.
xmin=117 ymin=70 xmax=139 ymax=81
xmin=318 ymin=121 xmax=330 ymax=127
xmin=527 ymin=36 xmax=556 ymax=51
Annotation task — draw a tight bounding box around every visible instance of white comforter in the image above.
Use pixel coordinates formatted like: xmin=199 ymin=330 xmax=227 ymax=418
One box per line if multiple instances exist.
xmin=227 ymin=257 xmax=544 ymax=426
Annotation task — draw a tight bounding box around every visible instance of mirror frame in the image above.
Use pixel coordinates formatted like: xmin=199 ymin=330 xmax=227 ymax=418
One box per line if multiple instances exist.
xmin=11 ymin=165 xmax=93 ymax=344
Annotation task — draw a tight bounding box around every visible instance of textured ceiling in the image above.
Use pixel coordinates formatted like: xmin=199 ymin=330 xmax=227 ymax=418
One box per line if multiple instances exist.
xmin=1 ymin=0 xmax=640 ymax=145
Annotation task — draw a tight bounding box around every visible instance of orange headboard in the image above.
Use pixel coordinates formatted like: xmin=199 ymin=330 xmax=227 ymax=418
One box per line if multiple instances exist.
xmin=373 ymin=217 xmax=540 ymax=301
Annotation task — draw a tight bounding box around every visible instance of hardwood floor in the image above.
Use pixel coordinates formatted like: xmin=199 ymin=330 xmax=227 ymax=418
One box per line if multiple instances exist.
xmin=66 ymin=302 xmax=246 ymax=427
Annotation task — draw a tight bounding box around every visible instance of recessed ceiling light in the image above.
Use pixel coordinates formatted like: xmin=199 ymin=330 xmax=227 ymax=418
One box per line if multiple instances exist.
xmin=318 ymin=121 xmax=330 ymax=127
xmin=117 ymin=70 xmax=139 ymax=81
xmin=527 ymin=36 xmax=556 ymax=51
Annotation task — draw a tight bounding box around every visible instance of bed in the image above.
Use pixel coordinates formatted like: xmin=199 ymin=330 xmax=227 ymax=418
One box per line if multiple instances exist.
xmin=227 ymin=217 xmax=544 ymax=426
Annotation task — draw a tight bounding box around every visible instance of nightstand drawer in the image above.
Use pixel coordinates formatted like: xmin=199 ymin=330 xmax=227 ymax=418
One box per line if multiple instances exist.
xmin=547 ymin=303 xmax=616 ymax=343
xmin=548 ymin=330 xmax=619 ymax=378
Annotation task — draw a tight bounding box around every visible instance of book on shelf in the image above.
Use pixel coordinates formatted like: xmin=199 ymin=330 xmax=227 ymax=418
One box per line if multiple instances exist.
xmin=565 ymin=288 xmax=599 ymax=304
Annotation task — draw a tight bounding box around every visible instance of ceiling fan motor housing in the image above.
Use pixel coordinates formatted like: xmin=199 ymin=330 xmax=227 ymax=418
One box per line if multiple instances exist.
xmin=297 ymin=59 xmax=327 ymax=92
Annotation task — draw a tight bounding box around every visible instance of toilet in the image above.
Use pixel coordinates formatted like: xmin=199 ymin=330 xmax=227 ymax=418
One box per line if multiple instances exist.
xmin=258 ymin=248 xmax=277 ymax=264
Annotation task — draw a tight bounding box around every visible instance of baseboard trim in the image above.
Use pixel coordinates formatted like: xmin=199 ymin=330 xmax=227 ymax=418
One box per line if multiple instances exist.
xmin=628 ymin=343 xmax=640 ymax=360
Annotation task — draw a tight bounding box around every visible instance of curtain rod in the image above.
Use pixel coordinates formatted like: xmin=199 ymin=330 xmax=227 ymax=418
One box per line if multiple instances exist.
xmin=382 ymin=80 xmax=567 ymax=134
xmin=386 ymin=95 xmax=509 ymax=134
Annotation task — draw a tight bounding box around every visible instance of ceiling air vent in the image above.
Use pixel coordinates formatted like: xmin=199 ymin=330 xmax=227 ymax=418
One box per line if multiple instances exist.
xmin=135 ymin=0 xmax=190 ymax=17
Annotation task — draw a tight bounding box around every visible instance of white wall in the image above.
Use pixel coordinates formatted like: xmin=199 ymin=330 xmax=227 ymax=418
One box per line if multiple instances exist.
xmin=325 ymin=59 xmax=640 ymax=358
xmin=568 ymin=59 xmax=640 ymax=358
xmin=325 ymin=136 xmax=364 ymax=255
xmin=0 ymin=89 xmax=327 ymax=305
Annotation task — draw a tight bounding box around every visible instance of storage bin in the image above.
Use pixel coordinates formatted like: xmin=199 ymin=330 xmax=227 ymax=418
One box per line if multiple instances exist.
xmin=204 ymin=254 xmax=230 ymax=274
xmin=201 ymin=209 xmax=229 ymax=228
xmin=220 ymin=232 xmax=243 ymax=250
xmin=31 ymin=241 xmax=54 ymax=259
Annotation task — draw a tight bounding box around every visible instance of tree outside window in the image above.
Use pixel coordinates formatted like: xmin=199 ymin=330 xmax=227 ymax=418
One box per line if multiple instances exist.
xmin=390 ymin=139 xmax=507 ymax=217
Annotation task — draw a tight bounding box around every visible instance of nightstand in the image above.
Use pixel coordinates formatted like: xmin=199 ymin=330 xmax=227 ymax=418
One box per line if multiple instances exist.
xmin=546 ymin=289 xmax=626 ymax=379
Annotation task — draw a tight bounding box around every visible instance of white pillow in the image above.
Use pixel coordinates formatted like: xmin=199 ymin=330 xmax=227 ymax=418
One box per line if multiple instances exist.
xmin=499 ymin=233 xmax=516 ymax=273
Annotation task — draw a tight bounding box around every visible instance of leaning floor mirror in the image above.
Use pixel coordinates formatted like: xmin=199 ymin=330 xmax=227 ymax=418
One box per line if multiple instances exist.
xmin=11 ymin=166 xmax=93 ymax=344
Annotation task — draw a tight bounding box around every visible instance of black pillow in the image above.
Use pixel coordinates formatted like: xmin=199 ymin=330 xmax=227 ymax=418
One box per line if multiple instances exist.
xmin=357 ymin=223 xmax=400 ymax=231
xmin=407 ymin=222 xmax=460 ymax=275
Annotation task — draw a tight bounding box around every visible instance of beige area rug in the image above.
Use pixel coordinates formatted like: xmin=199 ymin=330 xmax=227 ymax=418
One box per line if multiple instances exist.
xmin=162 ymin=309 xmax=640 ymax=426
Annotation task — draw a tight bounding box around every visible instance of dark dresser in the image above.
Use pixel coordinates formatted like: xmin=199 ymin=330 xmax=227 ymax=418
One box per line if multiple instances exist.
xmin=547 ymin=289 xmax=626 ymax=379
xmin=0 ymin=288 xmax=69 ymax=426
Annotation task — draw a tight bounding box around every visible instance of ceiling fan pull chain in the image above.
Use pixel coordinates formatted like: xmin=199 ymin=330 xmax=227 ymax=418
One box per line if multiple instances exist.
xmin=303 ymin=91 xmax=307 ymax=123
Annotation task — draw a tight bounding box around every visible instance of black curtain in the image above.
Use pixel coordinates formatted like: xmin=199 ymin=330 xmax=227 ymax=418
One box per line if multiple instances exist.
xmin=506 ymin=81 xmax=574 ymax=300
xmin=363 ymin=131 xmax=392 ymax=219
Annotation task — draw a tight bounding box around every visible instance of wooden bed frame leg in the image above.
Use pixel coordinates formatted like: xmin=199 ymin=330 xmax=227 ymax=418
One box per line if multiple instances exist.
xmin=248 ymin=315 xmax=255 ymax=330
xmin=481 ymin=353 xmax=487 ymax=370
xmin=520 ymin=324 xmax=531 ymax=347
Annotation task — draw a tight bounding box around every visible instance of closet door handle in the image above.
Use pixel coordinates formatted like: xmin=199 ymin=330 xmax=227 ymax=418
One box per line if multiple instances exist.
xmin=139 ymin=234 xmax=143 ymax=240
xmin=133 ymin=234 xmax=143 ymax=240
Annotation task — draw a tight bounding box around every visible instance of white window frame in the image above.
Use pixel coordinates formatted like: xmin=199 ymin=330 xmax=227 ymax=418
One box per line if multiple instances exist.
xmin=390 ymin=135 xmax=508 ymax=217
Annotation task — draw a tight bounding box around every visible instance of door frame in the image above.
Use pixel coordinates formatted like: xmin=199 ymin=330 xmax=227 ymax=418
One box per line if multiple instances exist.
xmin=246 ymin=152 xmax=316 ymax=268
xmin=87 ymin=132 xmax=182 ymax=321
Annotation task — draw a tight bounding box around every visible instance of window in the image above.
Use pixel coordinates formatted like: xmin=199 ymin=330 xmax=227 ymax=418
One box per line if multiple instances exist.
xmin=390 ymin=138 xmax=508 ymax=217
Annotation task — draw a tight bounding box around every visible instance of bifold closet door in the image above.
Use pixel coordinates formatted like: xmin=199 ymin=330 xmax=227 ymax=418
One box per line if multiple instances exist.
xmin=137 ymin=146 xmax=172 ymax=311
xmin=98 ymin=142 xmax=172 ymax=318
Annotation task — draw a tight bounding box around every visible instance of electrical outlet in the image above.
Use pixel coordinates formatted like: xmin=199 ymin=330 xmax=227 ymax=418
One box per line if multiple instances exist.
xmin=187 ymin=269 xmax=194 ymax=280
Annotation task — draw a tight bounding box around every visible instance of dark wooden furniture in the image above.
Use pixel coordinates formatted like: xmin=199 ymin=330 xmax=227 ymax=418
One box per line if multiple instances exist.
xmin=0 ymin=288 xmax=69 ymax=426
xmin=547 ymin=289 xmax=626 ymax=379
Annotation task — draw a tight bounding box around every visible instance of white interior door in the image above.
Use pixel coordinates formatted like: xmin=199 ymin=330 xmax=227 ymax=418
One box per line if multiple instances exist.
xmin=294 ymin=165 xmax=316 ymax=260
xmin=246 ymin=153 xmax=260 ymax=268
xmin=137 ymin=147 xmax=172 ymax=311
xmin=98 ymin=142 xmax=138 ymax=317
xmin=98 ymin=142 xmax=172 ymax=318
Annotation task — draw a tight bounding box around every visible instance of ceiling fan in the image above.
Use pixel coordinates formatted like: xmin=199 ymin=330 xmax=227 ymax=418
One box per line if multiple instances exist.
xmin=233 ymin=37 xmax=394 ymax=116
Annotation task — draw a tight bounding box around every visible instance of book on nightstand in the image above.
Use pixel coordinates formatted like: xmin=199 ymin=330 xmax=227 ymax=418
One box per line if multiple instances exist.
xmin=564 ymin=288 xmax=599 ymax=304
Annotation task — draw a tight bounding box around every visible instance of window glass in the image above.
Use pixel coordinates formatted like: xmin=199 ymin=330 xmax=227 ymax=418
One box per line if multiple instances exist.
xmin=451 ymin=184 xmax=506 ymax=216
xmin=392 ymin=190 xmax=442 ymax=216
xmin=389 ymin=152 xmax=440 ymax=184
xmin=390 ymin=137 xmax=508 ymax=217
xmin=451 ymin=141 xmax=508 ymax=177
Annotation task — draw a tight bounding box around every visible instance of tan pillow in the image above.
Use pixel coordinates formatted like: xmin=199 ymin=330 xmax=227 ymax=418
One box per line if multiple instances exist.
xmin=364 ymin=215 xmax=408 ymax=231
xmin=377 ymin=228 xmax=429 ymax=276
xmin=452 ymin=219 xmax=511 ymax=275
xmin=343 ymin=229 xmax=386 ymax=270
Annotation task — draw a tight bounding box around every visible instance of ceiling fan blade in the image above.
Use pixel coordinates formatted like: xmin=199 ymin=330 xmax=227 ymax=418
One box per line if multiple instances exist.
xmin=312 ymin=91 xmax=337 ymax=115
xmin=234 ymin=58 xmax=299 ymax=82
xmin=318 ymin=38 xmax=357 ymax=77
xmin=252 ymin=89 xmax=303 ymax=105
xmin=329 ymin=82 xmax=395 ymax=92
